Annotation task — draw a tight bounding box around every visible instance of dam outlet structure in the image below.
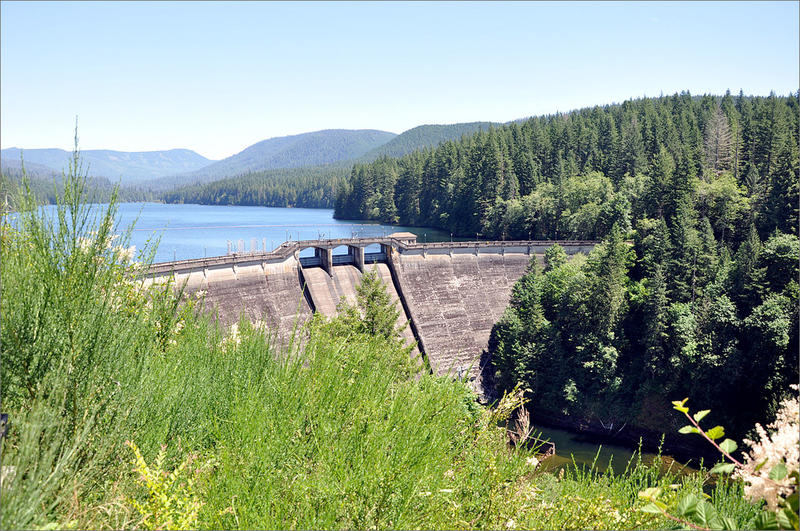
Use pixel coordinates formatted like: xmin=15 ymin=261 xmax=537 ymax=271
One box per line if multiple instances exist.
xmin=145 ymin=233 xmax=598 ymax=395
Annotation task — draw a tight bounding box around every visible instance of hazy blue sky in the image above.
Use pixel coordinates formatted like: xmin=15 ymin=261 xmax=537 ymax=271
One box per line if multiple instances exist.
xmin=2 ymin=1 xmax=798 ymax=160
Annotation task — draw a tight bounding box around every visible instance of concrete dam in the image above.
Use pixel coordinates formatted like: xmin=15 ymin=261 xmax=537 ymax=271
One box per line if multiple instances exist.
xmin=145 ymin=234 xmax=598 ymax=389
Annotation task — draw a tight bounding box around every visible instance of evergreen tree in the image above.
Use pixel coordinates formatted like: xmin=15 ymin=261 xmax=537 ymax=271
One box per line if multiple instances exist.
xmin=668 ymin=198 xmax=700 ymax=301
xmin=337 ymin=267 xmax=404 ymax=341
xmin=704 ymin=102 xmax=733 ymax=174
xmin=621 ymin=116 xmax=647 ymax=177
xmin=544 ymin=243 xmax=568 ymax=271
xmin=646 ymin=147 xmax=676 ymax=218
xmin=766 ymin=134 xmax=799 ymax=235
xmin=730 ymin=224 xmax=763 ymax=312
xmin=642 ymin=263 xmax=669 ymax=380
xmin=695 ymin=216 xmax=720 ymax=297
xmin=633 ymin=217 xmax=672 ymax=280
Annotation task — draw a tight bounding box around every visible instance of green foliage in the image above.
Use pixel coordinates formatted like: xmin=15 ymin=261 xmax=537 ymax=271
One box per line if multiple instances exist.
xmin=162 ymin=163 xmax=348 ymax=209
xmin=482 ymin=104 xmax=799 ymax=435
xmin=492 ymin=226 xmax=798 ymax=440
xmin=1 ymin=141 xmax=168 ymax=530
xmin=336 ymin=92 xmax=798 ymax=244
xmin=696 ymin=171 xmax=749 ymax=242
xmin=757 ymin=232 xmax=800 ymax=296
xmin=334 ymin=267 xmax=405 ymax=340
xmin=544 ymin=242 xmax=568 ymax=270
xmin=651 ymin=397 xmax=800 ymax=529
xmin=126 ymin=441 xmax=206 ymax=530
xmin=180 ymin=312 xmax=529 ymax=529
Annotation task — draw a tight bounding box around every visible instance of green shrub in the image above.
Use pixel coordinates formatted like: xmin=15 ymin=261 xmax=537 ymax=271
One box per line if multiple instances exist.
xmin=126 ymin=440 xmax=207 ymax=530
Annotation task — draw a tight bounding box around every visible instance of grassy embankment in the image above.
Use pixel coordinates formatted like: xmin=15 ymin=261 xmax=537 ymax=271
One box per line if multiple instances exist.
xmin=0 ymin=162 xmax=760 ymax=529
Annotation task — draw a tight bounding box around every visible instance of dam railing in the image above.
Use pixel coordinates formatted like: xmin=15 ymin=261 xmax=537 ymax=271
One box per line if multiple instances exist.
xmin=146 ymin=237 xmax=601 ymax=275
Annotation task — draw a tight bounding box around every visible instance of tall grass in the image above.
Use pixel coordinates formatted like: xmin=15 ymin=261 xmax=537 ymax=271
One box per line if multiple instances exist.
xmin=1 ymin=150 xmax=163 ymax=528
xmin=1 ymin=151 xmax=760 ymax=529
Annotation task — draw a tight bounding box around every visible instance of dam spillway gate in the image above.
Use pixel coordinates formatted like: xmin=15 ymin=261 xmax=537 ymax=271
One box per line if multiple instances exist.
xmin=145 ymin=234 xmax=599 ymax=393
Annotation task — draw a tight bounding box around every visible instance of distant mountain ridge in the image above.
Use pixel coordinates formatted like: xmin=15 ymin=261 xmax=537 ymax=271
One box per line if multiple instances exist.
xmin=160 ymin=121 xmax=506 ymax=207
xmin=0 ymin=147 xmax=214 ymax=184
xmin=157 ymin=129 xmax=397 ymax=189
xmin=360 ymin=122 xmax=500 ymax=161
xmin=0 ymin=157 xmax=60 ymax=179
xmin=4 ymin=121 xmax=509 ymax=195
xmin=0 ymin=159 xmax=153 ymax=205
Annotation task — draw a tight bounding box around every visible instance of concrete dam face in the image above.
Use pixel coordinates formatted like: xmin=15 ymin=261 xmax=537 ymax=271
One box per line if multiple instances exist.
xmin=146 ymin=253 xmax=313 ymax=342
xmin=145 ymin=235 xmax=597 ymax=389
xmin=301 ymin=263 xmax=418 ymax=354
xmin=394 ymin=248 xmax=534 ymax=380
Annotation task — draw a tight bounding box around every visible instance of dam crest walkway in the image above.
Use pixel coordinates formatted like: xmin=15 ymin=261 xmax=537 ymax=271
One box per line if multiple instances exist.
xmin=148 ymin=235 xmax=599 ymax=275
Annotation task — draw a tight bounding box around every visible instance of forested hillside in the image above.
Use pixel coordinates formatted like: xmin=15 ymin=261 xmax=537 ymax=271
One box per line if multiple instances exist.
xmin=155 ymin=129 xmax=395 ymax=190
xmin=359 ymin=122 xmax=498 ymax=160
xmin=336 ymin=92 xmax=797 ymax=239
xmin=161 ymin=163 xmax=348 ymax=208
xmin=1 ymin=164 xmax=153 ymax=205
xmin=336 ymin=91 xmax=799 ymax=442
xmin=160 ymin=123 xmax=499 ymax=208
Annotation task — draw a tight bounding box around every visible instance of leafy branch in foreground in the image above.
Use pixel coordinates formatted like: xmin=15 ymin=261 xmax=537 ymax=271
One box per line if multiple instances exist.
xmin=639 ymin=389 xmax=799 ymax=529
xmin=126 ymin=440 xmax=206 ymax=531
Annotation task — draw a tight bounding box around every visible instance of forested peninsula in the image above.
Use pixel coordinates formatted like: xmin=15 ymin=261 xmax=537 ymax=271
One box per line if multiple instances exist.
xmin=160 ymin=122 xmax=498 ymax=208
xmin=161 ymin=164 xmax=346 ymax=208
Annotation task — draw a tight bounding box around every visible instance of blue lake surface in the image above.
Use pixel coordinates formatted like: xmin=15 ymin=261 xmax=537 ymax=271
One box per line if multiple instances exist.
xmin=76 ymin=202 xmax=453 ymax=263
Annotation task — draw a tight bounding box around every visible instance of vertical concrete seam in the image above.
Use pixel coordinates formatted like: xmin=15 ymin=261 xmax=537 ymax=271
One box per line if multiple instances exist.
xmin=297 ymin=264 xmax=316 ymax=314
xmin=385 ymin=254 xmax=431 ymax=373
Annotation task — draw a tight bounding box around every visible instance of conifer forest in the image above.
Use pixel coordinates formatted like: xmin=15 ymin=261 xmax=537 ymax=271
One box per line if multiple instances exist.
xmin=335 ymin=92 xmax=799 ymax=442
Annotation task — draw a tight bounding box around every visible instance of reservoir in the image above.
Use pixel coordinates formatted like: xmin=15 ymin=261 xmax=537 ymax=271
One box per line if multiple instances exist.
xmin=81 ymin=202 xmax=454 ymax=263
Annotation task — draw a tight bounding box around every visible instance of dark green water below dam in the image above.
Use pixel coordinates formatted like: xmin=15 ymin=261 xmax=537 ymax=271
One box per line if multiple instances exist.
xmin=534 ymin=424 xmax=696 ymax=475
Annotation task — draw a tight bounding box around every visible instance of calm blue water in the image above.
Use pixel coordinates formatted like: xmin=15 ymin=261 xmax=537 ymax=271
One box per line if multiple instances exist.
xmin=71 ymin=202 xmax=452 ymax=263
